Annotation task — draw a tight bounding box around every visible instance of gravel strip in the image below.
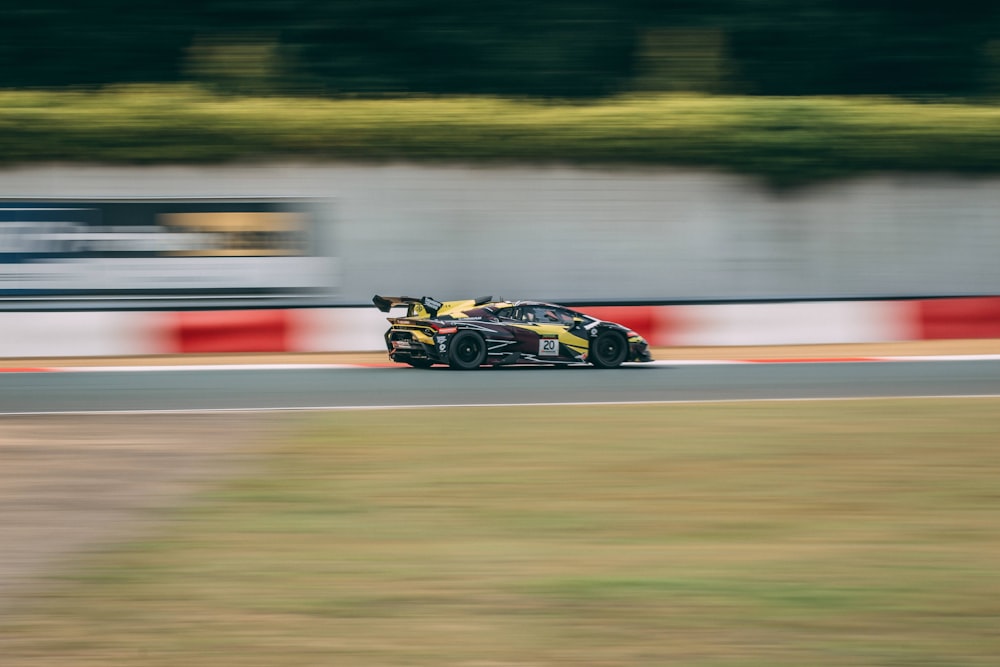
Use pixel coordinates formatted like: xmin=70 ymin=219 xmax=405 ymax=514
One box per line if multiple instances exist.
xmin=0 ymin=413 xmax=286 ymax=614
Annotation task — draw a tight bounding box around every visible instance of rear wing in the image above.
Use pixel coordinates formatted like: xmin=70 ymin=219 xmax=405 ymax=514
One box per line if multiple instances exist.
xmin=372 ymin=294 xmax=443 ymax=317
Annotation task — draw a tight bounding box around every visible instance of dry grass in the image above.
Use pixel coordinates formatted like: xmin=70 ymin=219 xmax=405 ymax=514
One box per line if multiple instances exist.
xmin=3 ymin=400 xmax=1000 ymax=666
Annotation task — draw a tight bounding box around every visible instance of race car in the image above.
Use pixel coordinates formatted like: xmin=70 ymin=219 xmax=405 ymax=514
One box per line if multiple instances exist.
xmin=373 ymin=294 xmax=653 ymax=369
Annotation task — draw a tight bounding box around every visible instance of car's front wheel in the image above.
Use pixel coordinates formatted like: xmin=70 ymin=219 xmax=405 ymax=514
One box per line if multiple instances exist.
xmin=448 ymin=331 xmax=487 ymax=370
xmin=590 ymin=331 xmax=628 ymax=368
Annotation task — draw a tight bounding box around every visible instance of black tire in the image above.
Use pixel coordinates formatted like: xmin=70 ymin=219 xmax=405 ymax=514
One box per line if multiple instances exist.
xmin=590 ymin=330 xmax=628 ymax=368
xmin=404 ymin=358 xmax=434 ymax=368
xmin=448 ymin=331 xmax=487 ymax=370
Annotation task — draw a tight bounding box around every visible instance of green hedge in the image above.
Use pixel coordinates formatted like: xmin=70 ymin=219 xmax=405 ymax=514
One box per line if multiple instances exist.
xmin=3 ymin=86 xmax=1000 ymax=184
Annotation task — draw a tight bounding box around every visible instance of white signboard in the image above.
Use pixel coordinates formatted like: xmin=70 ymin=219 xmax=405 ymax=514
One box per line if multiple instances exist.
xmin=0 ymin=199 xmax=336 ymax=308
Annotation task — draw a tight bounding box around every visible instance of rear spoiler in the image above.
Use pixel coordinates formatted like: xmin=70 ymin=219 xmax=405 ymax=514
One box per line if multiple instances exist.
xmin=372 ymin=294 xmax=444 ymax=317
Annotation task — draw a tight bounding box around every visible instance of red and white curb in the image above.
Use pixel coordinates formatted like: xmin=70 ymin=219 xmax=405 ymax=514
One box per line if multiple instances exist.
xmin=2 ymin=297 xmax=999 ymax=359
xmin=4 ymin=355 xmax=1000 ymax=373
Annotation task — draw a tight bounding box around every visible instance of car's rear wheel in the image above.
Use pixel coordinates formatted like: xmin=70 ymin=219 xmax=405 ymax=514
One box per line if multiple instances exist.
xmin=590 ymin=331 xmax=628 ymax=368
xmin=448 ymin=331 xmax=487 ymax=370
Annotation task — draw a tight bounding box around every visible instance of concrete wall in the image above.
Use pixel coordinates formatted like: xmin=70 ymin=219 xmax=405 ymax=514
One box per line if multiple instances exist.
xmin=2 ymin=164 xmax=999 ymax=305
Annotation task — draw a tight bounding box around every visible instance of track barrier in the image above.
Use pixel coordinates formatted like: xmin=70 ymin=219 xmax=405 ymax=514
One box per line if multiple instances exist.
xmin=1 ymin=297 xmax=998 ymax=358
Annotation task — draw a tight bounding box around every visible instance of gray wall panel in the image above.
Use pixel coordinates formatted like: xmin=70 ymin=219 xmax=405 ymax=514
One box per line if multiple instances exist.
xmin=1 ymin=164 xmax=997 ymax=305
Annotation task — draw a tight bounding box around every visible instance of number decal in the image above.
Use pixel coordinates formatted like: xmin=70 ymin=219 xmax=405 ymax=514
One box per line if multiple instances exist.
xmin=539 ymin=337 xmax=559 ymax=356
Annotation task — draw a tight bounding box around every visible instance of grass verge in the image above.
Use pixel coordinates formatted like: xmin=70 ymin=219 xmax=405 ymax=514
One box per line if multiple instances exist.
xmin=4 ymin=87 xmax=1000 ymax=184
xmin=4 ymin=399 xmax=1000 ymax=665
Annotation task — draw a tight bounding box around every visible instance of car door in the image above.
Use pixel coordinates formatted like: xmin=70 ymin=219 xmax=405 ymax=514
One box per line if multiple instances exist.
xmin=547 ymin=307 xmax=590 ymax=360
xmin=522 ymin=306 xmax=588 ymax=362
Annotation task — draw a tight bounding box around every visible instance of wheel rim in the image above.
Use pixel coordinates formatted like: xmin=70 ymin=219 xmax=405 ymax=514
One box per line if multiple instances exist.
xmin=456 ymin=337 xmax=482 ymax=364
xmin=599 ymin=337 xmax=623 ymax=363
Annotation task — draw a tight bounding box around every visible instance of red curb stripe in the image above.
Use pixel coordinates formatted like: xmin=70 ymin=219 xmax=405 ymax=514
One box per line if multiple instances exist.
xmin=0 ymin=368 xmax=59 ymax=373
xmin=917 ymin=296 xmax=1000 ymax=340
xmin=169 ymin=310 xmax=293 ymax=353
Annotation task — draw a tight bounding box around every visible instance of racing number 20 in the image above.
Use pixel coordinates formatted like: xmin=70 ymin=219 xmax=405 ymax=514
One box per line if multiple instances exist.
xmin=539 ymin=338 xmax=558 ymax=356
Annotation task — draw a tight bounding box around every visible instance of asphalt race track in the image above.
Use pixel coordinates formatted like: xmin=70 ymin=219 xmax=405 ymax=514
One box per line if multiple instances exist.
xmin=2 ymin=360 xmax=1000 ymax=415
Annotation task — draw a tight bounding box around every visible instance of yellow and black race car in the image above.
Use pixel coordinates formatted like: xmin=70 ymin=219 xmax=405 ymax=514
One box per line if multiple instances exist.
xmin=373 ymin=294 xmax=653 ymax=369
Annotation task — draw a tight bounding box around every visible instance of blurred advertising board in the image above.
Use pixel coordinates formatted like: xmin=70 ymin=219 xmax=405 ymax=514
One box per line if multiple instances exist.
xmin=0 ymin=198 xmax=337 ymax=310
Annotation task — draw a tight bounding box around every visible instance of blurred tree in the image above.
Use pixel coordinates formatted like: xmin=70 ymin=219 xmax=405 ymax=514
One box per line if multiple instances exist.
xmin=723 ymin=0 xmax=1000 ymax=96
xmin=984 ymin=39 xmax=1000 ymax=98
xmin=631 ymin=28 xmax=732 ymax=93
xmin=0 ymin=0 xmax=194 ymax=86
xmin=281 ymin=0 xmax=635 ymax=96
xmin=184 ymin=36 xmax=290 ymax=95
xmin=846 ymin=0 xmax=999 ymax=96
xmin=2 ymin=0 xmax=1000 ymax=97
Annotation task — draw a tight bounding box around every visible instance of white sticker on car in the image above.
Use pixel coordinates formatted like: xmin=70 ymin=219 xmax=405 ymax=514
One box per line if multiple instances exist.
xmin=539 ymin=337 xmax=559 ymax=356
